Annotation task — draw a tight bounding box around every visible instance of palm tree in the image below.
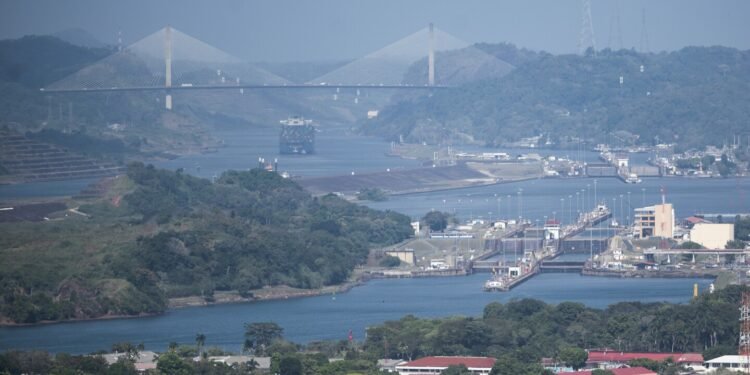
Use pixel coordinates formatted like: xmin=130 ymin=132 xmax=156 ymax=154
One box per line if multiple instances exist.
xmin=195 ymin=333 xmax=206 ymax=358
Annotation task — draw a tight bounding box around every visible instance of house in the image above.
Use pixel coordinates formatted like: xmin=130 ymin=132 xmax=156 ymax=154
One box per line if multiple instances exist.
xmin=378 ymin=359 xmax=406 ymax=373
xmin=558 ymin=367 xmax=656 ymax=375
xmin=204 ymin=356 xmax=270 ymax=370
xmin=395 ymin=356 xmax=496 ymax=375
xmin=100 ymin=351 xmax=158 ymax=372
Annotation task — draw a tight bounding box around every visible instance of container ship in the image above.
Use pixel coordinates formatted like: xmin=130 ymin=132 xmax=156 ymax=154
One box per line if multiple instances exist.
xmin=279 ymin=116 xmax=315 ymax=155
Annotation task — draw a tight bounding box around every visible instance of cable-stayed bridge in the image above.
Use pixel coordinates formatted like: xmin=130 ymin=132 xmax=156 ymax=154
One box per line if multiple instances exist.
xmin=42 ymin=24 xmax=485 ymax=109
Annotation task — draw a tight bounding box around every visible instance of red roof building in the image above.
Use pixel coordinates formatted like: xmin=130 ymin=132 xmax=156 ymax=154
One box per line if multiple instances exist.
xmin=586 ymin=351 xmax=703 ymax=366
xmin=558 ymin=367 xmax=656 ymax=375
xmin=395 ymin=356 xmax=496 ymax=375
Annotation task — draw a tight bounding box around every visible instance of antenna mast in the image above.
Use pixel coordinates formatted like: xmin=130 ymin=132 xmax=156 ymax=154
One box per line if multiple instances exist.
xmin=739 ymin=291 xmax=750 ymax=372
xmin=639 ymin=8 xmax=650 ymax=53
xmin=579 ymin=0 xmax=596 ymax=55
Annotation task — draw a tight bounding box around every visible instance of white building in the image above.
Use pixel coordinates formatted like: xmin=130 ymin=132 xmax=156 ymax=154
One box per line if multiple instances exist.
xmin=704 ymin=355 xmax=750 ymax=372
xmin=396 ymin=356 xmax=496 ymax=375
xmin=690 ymin=223 xmax=735 ymax=249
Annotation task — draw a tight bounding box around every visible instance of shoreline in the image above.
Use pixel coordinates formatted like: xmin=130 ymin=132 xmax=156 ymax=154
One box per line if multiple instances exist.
xmin=0 ymin=267 xmax=722 ymax=327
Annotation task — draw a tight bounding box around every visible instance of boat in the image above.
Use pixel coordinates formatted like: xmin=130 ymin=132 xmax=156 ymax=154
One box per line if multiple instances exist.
xmin=279 ymin=116 xmax=315 ymax=155
xmin=625 ymin=173 xmax=642 ymax=184
xmin=484 ymin=278 xmax=505 ymax=291
xmin=484 ymin=270 xmax=506 ymax=291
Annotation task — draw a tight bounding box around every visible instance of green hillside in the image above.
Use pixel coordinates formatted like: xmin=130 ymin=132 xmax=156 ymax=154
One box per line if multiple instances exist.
xmin=0 ymin=165 xmax=412 ymax=324
xmin=363 ymin=46 xmax=750 ymax=150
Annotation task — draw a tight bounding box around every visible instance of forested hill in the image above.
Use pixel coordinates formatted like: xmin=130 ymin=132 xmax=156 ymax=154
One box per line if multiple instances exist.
xmin=0 ymin=165 xmax=412 ymax=324
xmin=0 ymin=35 xmax=112 ymax=88
xmin=363 ymin=46 xmax=750 ymax=150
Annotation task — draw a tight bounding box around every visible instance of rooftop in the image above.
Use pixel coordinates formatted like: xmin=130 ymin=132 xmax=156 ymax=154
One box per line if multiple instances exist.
xmin=587 ymin=351 xmax=703 ymax=363
xmin=397 ymin=356 xmax=496 ymax=369
xmin=558 ymin=367 xmax=656 ymax=375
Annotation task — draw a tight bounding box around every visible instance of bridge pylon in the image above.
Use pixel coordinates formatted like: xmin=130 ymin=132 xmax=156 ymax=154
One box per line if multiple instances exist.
xmin=164 ymin=25 xmax=173 ymax=110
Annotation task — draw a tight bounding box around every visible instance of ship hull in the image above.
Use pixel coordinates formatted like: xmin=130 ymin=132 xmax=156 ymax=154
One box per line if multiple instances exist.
xmin=279 ymin=124 xmax=315 ymax=155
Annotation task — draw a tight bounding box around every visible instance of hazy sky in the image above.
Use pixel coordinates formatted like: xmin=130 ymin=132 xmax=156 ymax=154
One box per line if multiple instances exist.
xmin=1 ymin=0 xmax=748 ymax=62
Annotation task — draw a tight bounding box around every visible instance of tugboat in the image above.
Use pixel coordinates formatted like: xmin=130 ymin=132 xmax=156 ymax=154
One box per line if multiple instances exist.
xmin=625 ymin=173 xmax=642 ymax=184
xmin=483 ymin=269 xmax=506 ymax=291
xmin=279 ymin=116 xmax=315 ymax=155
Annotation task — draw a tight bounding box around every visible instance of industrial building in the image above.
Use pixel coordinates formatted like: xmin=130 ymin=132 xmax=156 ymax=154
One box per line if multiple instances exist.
xmin=690 ymin=222 xmax=735 ymax=249
xmin=384 ymin=249 xmax=416 ymax=265
xmin=634 ymin=203 xmax=674 ymax=239
xmin=395 ymin=356 xmax=495 ymax=375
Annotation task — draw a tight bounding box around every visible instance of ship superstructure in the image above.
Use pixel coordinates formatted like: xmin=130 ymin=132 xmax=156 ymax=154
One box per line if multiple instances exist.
xmin=279 ymin=116 xmax=315 ymax=155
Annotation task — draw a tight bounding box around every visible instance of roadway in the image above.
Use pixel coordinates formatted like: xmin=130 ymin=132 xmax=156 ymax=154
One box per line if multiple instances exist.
xmin=40 ymin=84 xmax=450 ymax=93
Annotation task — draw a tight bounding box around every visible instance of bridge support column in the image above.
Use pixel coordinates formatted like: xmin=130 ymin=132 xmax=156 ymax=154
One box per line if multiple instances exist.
xmin=428 ymin=23 xmax=435 ymax=86
xmin=164 ymin=25 xmax=173 ymax=110
xmin=717 ymin=253 xmax=720 ymax=264
xmin=667 ymin=254 xmax=670 ymax=263
xmin=691 ymin=254 xmax=695 ymax=263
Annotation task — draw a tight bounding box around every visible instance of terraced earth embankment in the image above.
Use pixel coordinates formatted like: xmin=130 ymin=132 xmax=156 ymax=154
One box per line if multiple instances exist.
xmin=0 ymin=130 xmax=123 ymax=183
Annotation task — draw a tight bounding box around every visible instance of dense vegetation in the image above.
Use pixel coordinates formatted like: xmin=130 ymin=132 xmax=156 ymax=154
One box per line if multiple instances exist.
xmin=364 ymin=45 xmax=750 ymax=150
xmin=3 ymin=287 xmax=746 ymax=374
xmin=362 ymin=285 xmax=747 ymax=369
xmin=0 ymin=164 xmax=412 ymax=323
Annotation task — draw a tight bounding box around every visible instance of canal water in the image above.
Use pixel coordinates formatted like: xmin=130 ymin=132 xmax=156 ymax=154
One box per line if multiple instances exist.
xmin=0 ymin=273 xmax=711 ymax=354
xmin=0 ymin=124 xmax=742 ymax=353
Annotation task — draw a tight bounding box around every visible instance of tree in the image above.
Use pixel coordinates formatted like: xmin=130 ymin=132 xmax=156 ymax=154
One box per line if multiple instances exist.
xmin=111 ymin=342 xmax=140 ymax=361
xmin=726 ymin=239 xmax=746 ymax=249
xmin=106 ymin=358 xmax=138 ymax=375
xmin=677 ymin=241 xmax=703 ymax=249
xmin=278 ymin=355 xmax=303 ymax=375
xmin=195 ymin=333 xmax=206 ymax=358
xmin=244 ymin=322 xmax=284 ymax=355
xmin=490 ymin=355 xmax=545 ymax=375
xmin=156 ymin=351 xmax=193 ymax=375
xmin=421 ymin=211 xmax=451 ymax=232
xmin=558 ymin=346 xmax=587 ymax=370
xmin=379 ymin=255 xmax=401 ymax=268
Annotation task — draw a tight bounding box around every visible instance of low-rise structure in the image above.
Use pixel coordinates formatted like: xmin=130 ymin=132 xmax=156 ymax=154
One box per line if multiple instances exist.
xmin=395 ymin=356 xmax=495 ymax=375
xmin=100 ymin=351 xmax=158 ymax=372
xmin=586 ymin=351 xmax=704 ymax=370
xmin=558 ymin=367 xmax=656 ymax=375
xmin=385 ymin=249 xmax=416 ymax=265
xmin=690 ymin=223 xmax=735 ymax=249
xmin=204 ymin=356 xmax=270 ymax=370
xmin=704 ymin=355 xmax=750 ymax=372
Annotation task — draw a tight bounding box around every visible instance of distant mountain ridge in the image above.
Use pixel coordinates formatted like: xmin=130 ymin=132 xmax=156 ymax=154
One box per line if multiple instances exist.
xmin=52 ymin=28 xmax=108 ymax=48
xmin=362 ymin=45 xmax=750 ymax=149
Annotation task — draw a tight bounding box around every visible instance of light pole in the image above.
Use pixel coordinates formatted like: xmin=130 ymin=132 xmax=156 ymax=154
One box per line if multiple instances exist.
xmin=507 ymin=195 xmax=511 ymax=224
xmin=627 ymin=191 xmax=631 ymax=226
xmin=641 ymin=187 xmax=646 ymax=207
xmin=568 ymin=195 xmax=573 ymax=225
xmin=560 ymin=198 xmax=565 ymax=226
xmin=594 ymin=179 xmax=598 ymax=207
xmin=517 ymin=188 xmax=523 ymax=224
